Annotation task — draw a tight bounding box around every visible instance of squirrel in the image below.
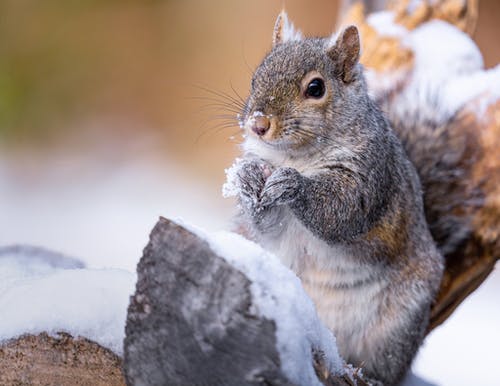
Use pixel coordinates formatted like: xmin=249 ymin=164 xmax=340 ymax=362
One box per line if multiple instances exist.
xmin=224 ymin=11 xmax=444 ymax=386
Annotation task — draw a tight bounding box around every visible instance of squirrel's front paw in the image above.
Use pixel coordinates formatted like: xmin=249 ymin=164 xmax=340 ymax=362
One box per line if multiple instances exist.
xmin=260 ymin=167 xmax=302 ymax=209
xmin=235 ymin=160 xmax=271 ymax=212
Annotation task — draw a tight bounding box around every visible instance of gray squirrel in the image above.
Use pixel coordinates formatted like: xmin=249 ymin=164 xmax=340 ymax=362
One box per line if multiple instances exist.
xmin=226 ymin=11 xmax=444 ymax=386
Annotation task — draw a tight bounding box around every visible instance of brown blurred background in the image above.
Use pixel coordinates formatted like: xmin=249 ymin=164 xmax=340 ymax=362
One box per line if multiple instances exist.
xmin=1 ymin=0 xmax=499 ymax=175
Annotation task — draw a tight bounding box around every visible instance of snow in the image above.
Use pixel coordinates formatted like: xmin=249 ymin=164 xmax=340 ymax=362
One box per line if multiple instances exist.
xmin=0 ymin=250 xmax=136 ymax=355
xmin=443 ymin=64 xmax=500 ymax=118
xmin=412 ymin=266 xmax=500 ymax=386
xmin=222 ymin=158 xmax=273 ymax=200
xmin=222 ymin=157 xmax=243 ymax=198
xmin=411 ymin=20 xmax=483 ymax=78
xmin=404 ymin=20 xmax=488 ymax=119
xmin=406 ymin=0 xmax=425 ymax=14
xmin=195 ymin=228 xmax=345 ymax=385
xmin=367 ymin=11 xmax=408 ymax=38
xmin=366 ymin=15 xmax=500 ymax=123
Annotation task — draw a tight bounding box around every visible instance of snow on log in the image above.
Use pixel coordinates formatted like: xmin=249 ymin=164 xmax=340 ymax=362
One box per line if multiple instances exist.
xmin=0 ymin=246 xmax=136 ymax=355
xmin=124 ymin=218 xmax=368 ymax=386
xmin=0 ymin=245 xmax=135 ymax=385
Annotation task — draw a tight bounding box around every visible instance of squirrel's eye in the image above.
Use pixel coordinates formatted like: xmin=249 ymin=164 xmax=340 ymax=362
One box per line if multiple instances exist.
xmin=305 ymin=78 xmax=325 ymax=99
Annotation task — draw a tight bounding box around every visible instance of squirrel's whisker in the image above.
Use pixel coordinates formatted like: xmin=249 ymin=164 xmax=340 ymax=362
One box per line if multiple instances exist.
xmin=229 ymin=81 xmax=247 ymax=106
xmin=193 ymin=85 xmax=246 ymax=109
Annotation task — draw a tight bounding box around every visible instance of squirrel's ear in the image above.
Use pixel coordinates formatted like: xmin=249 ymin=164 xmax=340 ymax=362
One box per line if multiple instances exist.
xmin=327 ymin=25 xmax=360 ymax=83
xmin=273 ymin=10 xmax=303 ymax=47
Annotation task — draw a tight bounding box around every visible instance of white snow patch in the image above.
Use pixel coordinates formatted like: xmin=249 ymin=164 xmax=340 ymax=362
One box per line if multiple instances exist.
xmin=407 ymin=20 xmax=483 ymax=85
xmin=366 ymin=15 xmax=500 ymax=122
xmin=222 ymin=158 xmax=273 ymax=200
xmin=0 ymin=255 xmax=136 ymax=355
xmin=222 ymin=158 xmax=244 ymax=198
xmin=367 ymin=11 xmax=408 ymax=38
xmin=406 ymin=0 xmax=426 ymax=14
xmin=190 ymin=227 xmax=344 ymax=386
xmin=412 ymin=264 xmax=500 ymax=386
xmin=443 ymin=64 xmax=500 ymax=117
xmin=395 ymin=20 xmax=494 ymax=121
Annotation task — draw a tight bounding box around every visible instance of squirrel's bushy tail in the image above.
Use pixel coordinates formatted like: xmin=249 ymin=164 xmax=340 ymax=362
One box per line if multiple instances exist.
xmin=342 ymin=0 xmax=500 ymax=330
xmin=386 ymin=101 xmax=482 ymax=256
xmin=374 ymin=79 xmax=500 ymax=331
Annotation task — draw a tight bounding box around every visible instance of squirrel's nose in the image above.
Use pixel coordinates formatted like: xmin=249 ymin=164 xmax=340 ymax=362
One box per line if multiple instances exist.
xmin=251 ymin=115 xmax=271 ymax=137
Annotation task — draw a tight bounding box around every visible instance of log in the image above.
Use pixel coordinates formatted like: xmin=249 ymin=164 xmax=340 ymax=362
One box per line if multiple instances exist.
xmin=0 ymin=333 xmax=125 ymax=386
xmin=123 ymin=218 xmax=368 ymax=386
xmin=0 ymin=244 xmax=132 ymax=385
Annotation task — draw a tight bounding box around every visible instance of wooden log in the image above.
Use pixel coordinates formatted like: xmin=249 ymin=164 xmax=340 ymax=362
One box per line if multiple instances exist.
xmin=123 ymin=218 xmax=368 ymax=386
xmin=0 ymin=333 xmax=125 ymax=386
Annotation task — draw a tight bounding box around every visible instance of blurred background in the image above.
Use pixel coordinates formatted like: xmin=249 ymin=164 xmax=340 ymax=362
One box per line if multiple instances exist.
xmin=0 ymin=1 xmax=499 ymax=385
xmin=1 ymin=0 xmax=500 ymax=266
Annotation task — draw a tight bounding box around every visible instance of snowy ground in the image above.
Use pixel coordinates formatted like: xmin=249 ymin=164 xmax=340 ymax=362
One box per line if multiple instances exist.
xmin=1 ymin=151 xmax=499 ymax=385
xmin=412 ymin=267 xmax=500 ymax=386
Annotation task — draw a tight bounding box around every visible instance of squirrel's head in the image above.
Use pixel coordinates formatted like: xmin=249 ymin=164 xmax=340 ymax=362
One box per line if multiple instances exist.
xmin=242 ymin=11 xmax=367 ymax=157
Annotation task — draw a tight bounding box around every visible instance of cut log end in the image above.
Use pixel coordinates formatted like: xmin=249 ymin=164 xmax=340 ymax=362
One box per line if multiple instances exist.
xmin=0 ymin=333 xmax=125 ymax=386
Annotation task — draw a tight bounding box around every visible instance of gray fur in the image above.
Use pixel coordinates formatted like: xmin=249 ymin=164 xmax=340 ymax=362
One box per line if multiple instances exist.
xmin=232 ymin=26 xmax=443 ymax=386
xmin=377 ymin=100 xmax=483 ymax=257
